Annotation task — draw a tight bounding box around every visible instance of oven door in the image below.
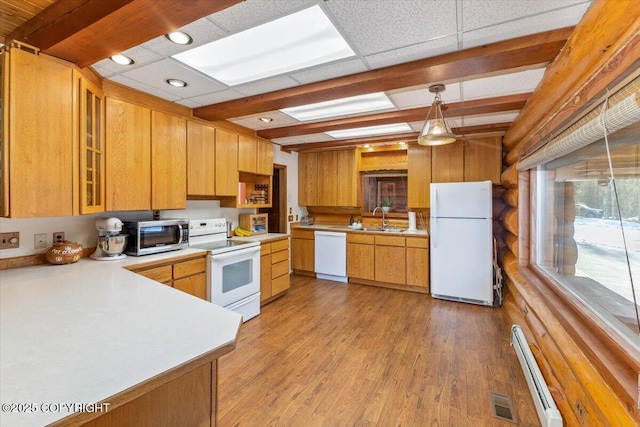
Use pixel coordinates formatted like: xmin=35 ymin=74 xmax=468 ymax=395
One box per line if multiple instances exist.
xmin=207 ymin=246 xmax=260 ymax=308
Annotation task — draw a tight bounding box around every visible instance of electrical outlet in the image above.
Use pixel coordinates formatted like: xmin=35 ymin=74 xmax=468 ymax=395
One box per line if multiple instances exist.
xmin=53 ymin=232 xmax=65 ymax=243
xmin=288 ymin=215 xmax=293 ymax=222
xmin=0 ymin=232 xmax=20 ymax=249
xmin=34 ymin=233 xmax=47 ymax=249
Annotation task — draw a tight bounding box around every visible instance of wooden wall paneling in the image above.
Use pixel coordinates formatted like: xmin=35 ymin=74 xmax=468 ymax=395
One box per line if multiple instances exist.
xmin=463 ymin=136 xmax=502 ymax=183
xmin=503 ymin=188 xmax=518 ymax=208
xmin=105 ymin=97 xmax=151 ymax=211
xmin=151 ymin=110 xmax=186 ymax=210
xmin=9 ymin=48 xmax=74 ymax=217
xmin=431 ymin=141 xmax=463 ymax=183
xmin=186 ymin=121 xmax=216 ymax=197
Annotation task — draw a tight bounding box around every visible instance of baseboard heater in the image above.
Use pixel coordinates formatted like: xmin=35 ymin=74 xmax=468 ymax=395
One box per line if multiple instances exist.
xmin=510 ymin=325 xmax=563 ymax=427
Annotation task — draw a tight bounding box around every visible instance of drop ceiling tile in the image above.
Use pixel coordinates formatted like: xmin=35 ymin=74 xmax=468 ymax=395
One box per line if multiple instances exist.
xmin=462 ymin=0 xmax=590 ymax=31
xmin=120 ymin=58 xmax=227 ymax=98
xmin=188 ymin=88 xmax=246 ymax=105
xmin=364 ymin=35 xmax=459 ymax=70
xmin=325 ymin=0 xmax=457 ymax=56
xmin=273 ymin=133 xmax=333 ymax=144
xmin=462 ymin=112 xmax=520 ymax=126
xmin=207 ymin=0 xmax=314 ymax=33
xmin=233 ymin=75 xmax=300 ymax=96
xmin=290 ymin=58 xmax=369 ymax=85
xmin=142 ymin=16 xmax=228 ymax=57
xmin=388 ymin=83 xmax=462 ymax=109
xmin=461 ymin=68 xmax=545 ymax=99
xmin=175 ymin=99 xmax=202 ymax=108
xmin=108 ymin=75 xmax=180 ymax=101
xmin=462 ymin=2 xmax=590 ymax=48
xmin=91 ymin=46 xmax=163 ymax=76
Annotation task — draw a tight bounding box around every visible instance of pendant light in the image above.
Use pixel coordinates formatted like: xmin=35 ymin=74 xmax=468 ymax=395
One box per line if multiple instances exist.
xmin=417 ymin=84 xmax=457 ymax=146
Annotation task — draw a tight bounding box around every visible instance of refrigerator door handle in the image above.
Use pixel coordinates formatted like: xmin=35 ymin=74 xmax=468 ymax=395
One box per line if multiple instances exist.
xmin=432 ymin=188 xmax=437 ymax=248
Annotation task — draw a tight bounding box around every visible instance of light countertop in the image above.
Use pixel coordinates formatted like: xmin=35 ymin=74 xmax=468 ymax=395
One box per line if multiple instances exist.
xmin=0 ymin=250 xmax=242 ymax=427
xmin=292 ymin=224 xmax=429 ymax=237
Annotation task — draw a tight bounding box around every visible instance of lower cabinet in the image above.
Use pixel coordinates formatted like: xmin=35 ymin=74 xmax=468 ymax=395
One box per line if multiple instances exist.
xmin=374 ymin=235 xmax=406 ymax=285
xmin=347 ymin=234 xmax=375 ymax=281
xmin=128 ymin=254 xmax=207 ymax=300
xmin=291 ymin=229 xmax=315 ymax=273
xmin=260 ymin=237 xmax=290 ymax=304
xmin=406 ymin=237 xmax=429 ymax=288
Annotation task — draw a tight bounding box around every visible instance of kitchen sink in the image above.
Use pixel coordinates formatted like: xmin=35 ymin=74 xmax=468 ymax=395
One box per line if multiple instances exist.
xmin=326 ymin=225 xmax=405 ymax=232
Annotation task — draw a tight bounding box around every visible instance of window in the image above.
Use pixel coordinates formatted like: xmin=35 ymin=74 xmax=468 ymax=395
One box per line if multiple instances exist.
xmin=532 ymin=122 xmax=640 ymax=347
xmin=361 ymin=172 xmax=408 ymax=213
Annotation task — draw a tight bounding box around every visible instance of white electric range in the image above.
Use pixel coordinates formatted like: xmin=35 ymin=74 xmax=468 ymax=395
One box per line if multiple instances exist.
xmin=189 ymin=218 xmax=261 ymax=322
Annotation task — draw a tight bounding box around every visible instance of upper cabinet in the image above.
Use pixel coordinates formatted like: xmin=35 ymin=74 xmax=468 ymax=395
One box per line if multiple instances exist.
xmin=214 ymin=127 xmax=239 ymax=196
xmin=431 ymin=142 xmax=464 ymax=183
xmin=186 ymin=120 xmax=216 ymax=198
xmin=105 ymin=97 xmax=151 ymax=211
xmin=298 ymin=149 xmax=358 ymax=207
xmin=78 ymin=76 xmax=105 ymax=214
xmin=408 ymin=144 xmax=432 ymax=208
xmin=2 ymin=46 xmax=75 ymax=217
xmin=238 ymin=135 xmax=273 ymax=175
xmin=464 ymin=136 xmax=502 ymax=183
xmin=150 ymin=111 xmax=186 ymax=210
xmin=256 ymin=139 xmax=274 ymax=176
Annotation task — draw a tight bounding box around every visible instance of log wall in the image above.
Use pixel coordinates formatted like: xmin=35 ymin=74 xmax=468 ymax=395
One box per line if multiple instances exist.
xmin=498 ymin=0 xmax=640 ymax=425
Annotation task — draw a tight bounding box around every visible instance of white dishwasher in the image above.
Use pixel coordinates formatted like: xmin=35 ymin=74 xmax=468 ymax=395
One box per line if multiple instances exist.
xmin=314 ymin=231 xmax=348 ymax=283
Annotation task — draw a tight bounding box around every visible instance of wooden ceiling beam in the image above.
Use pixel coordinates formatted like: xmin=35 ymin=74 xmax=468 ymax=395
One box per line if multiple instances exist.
xmin=194 ymin=28 xmax=572 ymax=121
xmin=451 ymin=122 xmax=513 ymax=135
xmin=257 ymin=93 xmax=529 ymax=139
xmin=7 ymin=0 xmax=242 ymax=68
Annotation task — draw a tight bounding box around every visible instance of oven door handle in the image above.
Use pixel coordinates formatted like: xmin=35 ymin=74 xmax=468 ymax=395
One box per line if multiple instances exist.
xmin=210 ymin=246 xmax=260 ymax=261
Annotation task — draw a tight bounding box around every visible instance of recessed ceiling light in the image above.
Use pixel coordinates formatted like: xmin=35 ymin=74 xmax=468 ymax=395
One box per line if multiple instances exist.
xmin=281 ymin=93 xmax=394 ymax=122
xmin=166 ymin=78 xmax=187 ymax=88
xmin=399 ymin=141 xmax=407 ymax=146
xmin=363 ymin=144 xmax=371 ymax=148
xmin=172 ymin=5 xmax=354 ymax=86
xmin=326 ymin=123 xmax=413 ymax=139
xmin=165 ymin=31 xmax=193 ymax=45
xmin=259 ymin=117 xmax=273 ymax=123
xmin=110 ymin=54 xmax=134 ymax=65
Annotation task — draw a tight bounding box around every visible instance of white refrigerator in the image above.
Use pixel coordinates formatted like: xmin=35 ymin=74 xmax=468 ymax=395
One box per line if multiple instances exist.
xmin=430 ymin=181 xmax=494 ymax=306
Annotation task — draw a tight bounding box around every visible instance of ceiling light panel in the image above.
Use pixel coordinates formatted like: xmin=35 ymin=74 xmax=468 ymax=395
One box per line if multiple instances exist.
xmin=281 ymin=92 xmax=394 ymax=122
xmin=326 ymin=123 xmax=413 ymax=139
xmin=172 ymin=5 xmax=355 ymax=86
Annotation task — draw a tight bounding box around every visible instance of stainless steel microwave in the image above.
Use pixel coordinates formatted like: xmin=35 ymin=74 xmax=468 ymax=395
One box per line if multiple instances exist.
xmin=123 ymin=219 xmax=189 ymax=256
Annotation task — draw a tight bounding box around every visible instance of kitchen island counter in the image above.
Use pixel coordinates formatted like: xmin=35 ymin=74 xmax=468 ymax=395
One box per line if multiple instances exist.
xmin=0 ymin=250 xmax=242 ymax=427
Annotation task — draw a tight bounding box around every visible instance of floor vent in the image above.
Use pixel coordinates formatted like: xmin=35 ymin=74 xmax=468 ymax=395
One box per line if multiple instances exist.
xmin=489 ymin=391 xmax=518 ymax=423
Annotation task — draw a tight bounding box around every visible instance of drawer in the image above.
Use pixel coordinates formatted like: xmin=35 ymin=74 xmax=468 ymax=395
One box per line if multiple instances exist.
xmin=271 ymin=248 xmax=288 ymax=264
xmin=347 ymin=233 xmax=374 ymax=244
xmin=375 ymin=235 xmax=405 ymax=247
xmin=260 ymin=243 xmax=271 ymax=256
xmin=271 ymin=238 xmax=289 ymax=252
xmin=136 ymin=265 xmax=172 ymax=284
xmin=272 ymin=273 xmax=290 ymax=295
xmin=291 ymin=229 xmax=315 ymax=239
xmin=406 ymin=237 xmax=429 ymax=249
xmin=173 ymin=257 xmax=206 ymax=279
xmin=271 ymin=259 xmax=289 ymax=279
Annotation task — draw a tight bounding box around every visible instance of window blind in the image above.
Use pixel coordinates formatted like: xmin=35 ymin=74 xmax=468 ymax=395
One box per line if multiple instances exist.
xmin=518 ymin=77 xmax=640 ymax=171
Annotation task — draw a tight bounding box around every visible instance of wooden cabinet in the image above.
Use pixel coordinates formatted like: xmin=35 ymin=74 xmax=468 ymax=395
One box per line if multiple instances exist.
xmin=215 ymin=128 xmax=239 ymax=196
xmin=105 ymin=97 xmax=151 ymax=211
xmin=187 ymin=120 xmax=216 ymax=197
xmin=408 ymin=144 xmax=432 ymax=208
xmin=128 ymin=254 xmax=207 ymax=300
xmin=347 ymin=233 xmax=375 ymax=280
xmin=256 ymin=139 xmax=274 ymax=175
xmin=260 ymin=237 xmax=290 ymax=304
xmin=406 ymin=237 xmax=429 ymax=289
xmin=431 ymin=141 xmax=464 ymax=183
xmin=291 ymin=229 xmax=315 ymax=273
xmin=464 ymin=136 xmax=502 ymax=183
xmin=298 ymin=149 xmax=358 ymax=207
xmin=238 ymin=135 xmax=273 ymax=175
xmin=151 ymin=110 xmax=186 ymax=210
xmin=298 ymin=152 xmax=318 ymax=206
xmin=374 ymin=235 xmax=406 ymax=285
xmin=2 ymin=46 xmax=74 ymax=217
xmin=78 ymin=76 xmax=105 ymax=214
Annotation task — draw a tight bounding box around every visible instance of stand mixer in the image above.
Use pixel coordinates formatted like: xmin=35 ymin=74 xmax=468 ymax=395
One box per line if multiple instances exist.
xmin=90 ymin=218 xmax=128 ymax=261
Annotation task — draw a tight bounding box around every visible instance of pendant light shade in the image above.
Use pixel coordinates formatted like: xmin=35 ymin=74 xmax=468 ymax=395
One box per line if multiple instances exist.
xmin=417 ymin=84 xmax=457 ymax=146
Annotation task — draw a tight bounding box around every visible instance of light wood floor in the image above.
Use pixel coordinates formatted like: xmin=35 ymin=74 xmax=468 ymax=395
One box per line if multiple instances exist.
xmin=218 ymin=275 xmax=539 ymax=426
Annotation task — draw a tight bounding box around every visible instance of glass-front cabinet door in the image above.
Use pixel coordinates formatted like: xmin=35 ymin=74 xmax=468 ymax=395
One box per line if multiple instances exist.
xmin=79 ymin=78 xmax=105 ymax=214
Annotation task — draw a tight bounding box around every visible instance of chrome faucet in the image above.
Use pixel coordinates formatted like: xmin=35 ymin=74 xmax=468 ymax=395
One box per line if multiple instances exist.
xmin=372 ymin=206 xmax=388 ymax=229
